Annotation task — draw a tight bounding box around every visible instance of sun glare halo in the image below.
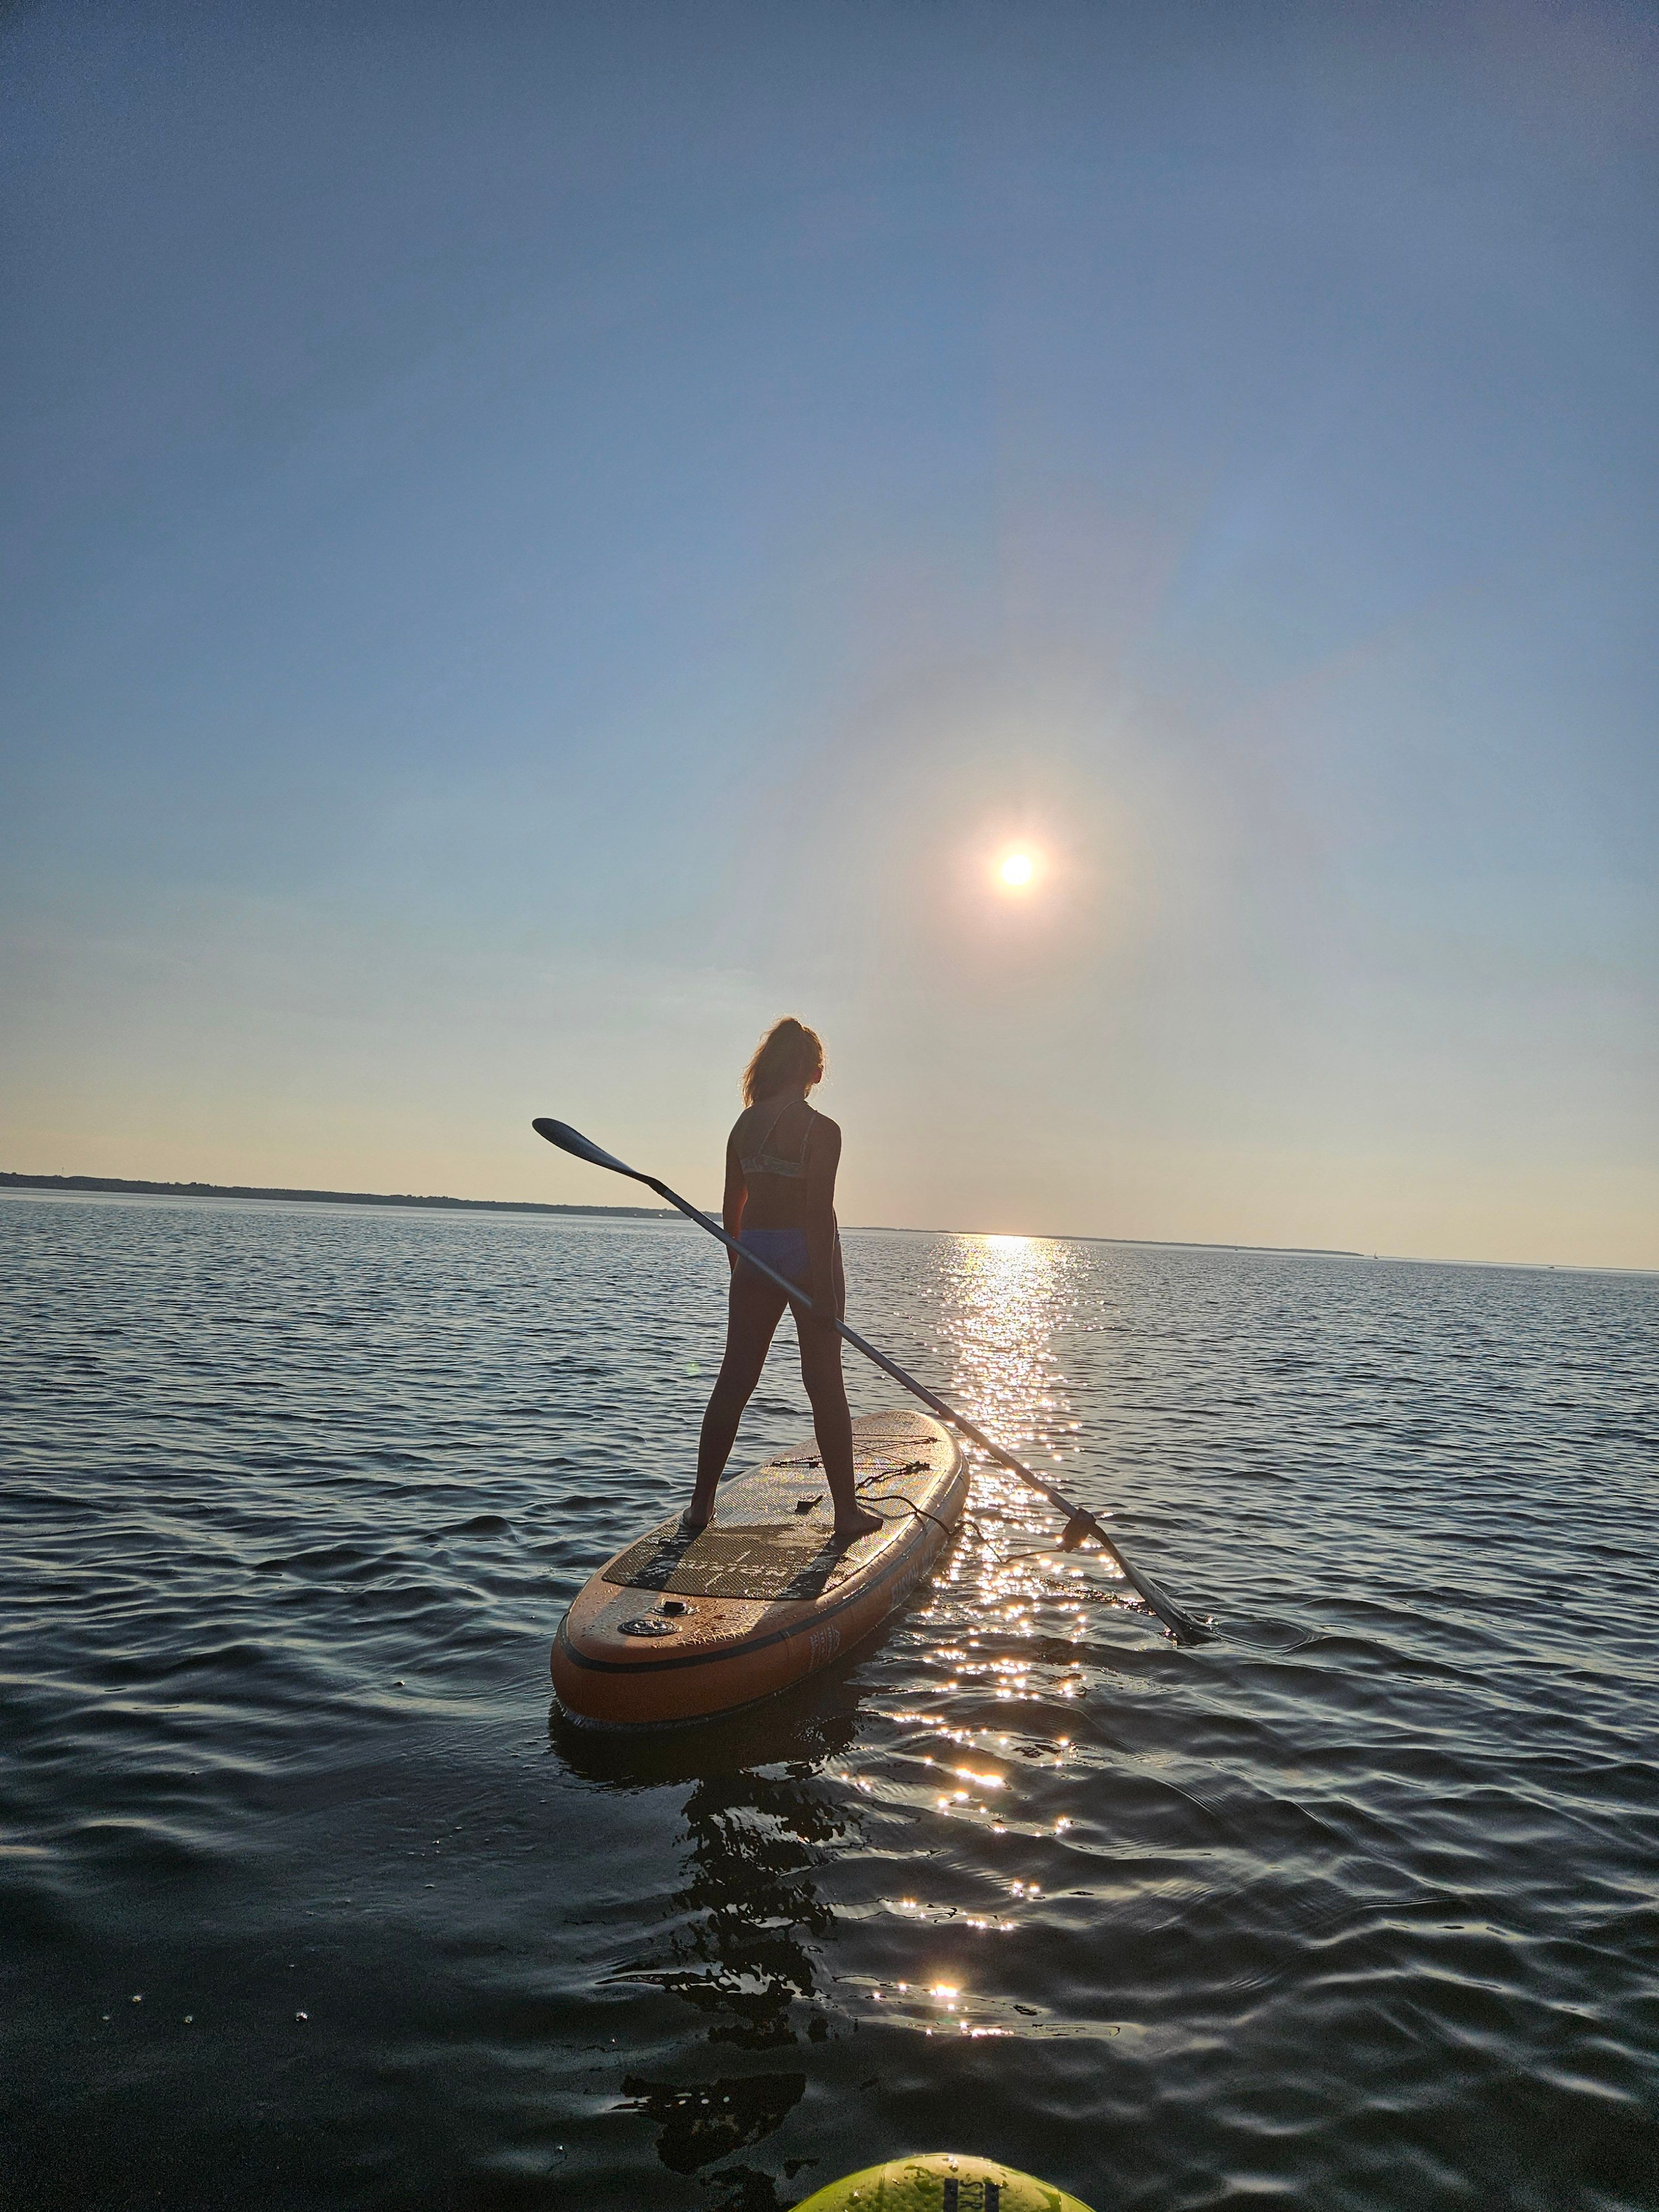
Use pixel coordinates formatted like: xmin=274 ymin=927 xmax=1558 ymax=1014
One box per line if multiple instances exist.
xmin=998 ymin=851 xmax=1036 ymax=889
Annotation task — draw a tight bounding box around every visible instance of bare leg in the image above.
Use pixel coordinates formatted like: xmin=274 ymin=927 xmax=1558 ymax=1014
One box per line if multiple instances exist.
xmin=798 ymin=1313 xmax=881 ymax=1540
xmin=686 ymin=1270 xmax=787 ymax=1528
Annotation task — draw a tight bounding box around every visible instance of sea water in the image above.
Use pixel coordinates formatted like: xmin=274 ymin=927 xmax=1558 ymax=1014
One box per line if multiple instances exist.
xmin=1 ymin=1192 xmax=1654 ymax=2210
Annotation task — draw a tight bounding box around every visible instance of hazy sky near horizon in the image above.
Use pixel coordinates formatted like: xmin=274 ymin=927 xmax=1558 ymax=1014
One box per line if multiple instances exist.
xmin=4 ymin=1 xmax=1656 ymax=1267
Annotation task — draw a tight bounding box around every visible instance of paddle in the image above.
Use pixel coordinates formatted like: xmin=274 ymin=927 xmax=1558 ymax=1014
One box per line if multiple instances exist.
xmin=533 ymin=1116 xmax=1214 ymax=1645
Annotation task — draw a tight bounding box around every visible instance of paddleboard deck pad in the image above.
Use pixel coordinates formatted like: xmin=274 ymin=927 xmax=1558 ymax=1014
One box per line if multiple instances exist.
xmin=551 ymin=1410 xmax=967 ymax=1727
xmin=794 ymin=2151 xmax=1097 ymax=2211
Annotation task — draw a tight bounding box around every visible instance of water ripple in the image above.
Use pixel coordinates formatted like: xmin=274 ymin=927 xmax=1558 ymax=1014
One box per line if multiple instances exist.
xmin=1 ymin=1193 xmax=1655 ymax=2210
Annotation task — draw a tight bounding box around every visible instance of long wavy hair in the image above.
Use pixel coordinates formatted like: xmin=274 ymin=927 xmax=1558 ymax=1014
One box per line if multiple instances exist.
xmin=742 ymin=1017 xmax=825 ymax=1107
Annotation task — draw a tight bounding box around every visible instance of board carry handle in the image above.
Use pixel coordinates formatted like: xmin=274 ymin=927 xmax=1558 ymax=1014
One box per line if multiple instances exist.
xmin=532 ymin=1116 xmax=1214 ymax=1645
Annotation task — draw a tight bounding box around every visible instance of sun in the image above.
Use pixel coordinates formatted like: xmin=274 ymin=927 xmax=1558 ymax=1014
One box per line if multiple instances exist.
xmin=997 ymin=850 xmax=1036 ymax=890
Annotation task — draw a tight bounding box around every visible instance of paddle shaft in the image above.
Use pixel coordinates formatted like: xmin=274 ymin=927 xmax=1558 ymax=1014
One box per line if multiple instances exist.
xmin=535 ymin=1123 xmax=1211 ymax=1644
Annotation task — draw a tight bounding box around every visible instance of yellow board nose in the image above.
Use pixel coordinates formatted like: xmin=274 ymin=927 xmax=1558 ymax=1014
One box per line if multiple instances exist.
xmin=791 ymin=2148 xmax=1098 ymax=2212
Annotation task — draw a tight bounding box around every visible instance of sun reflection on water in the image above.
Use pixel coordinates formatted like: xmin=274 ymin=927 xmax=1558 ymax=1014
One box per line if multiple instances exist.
xmin=940 ymin=1231 xmax=1077 ymax=1457
xmin=826 ymin=1229 xmax=1158 ymax=2043
xmin=922 ymin=1230 xmax=1137 ymax=1647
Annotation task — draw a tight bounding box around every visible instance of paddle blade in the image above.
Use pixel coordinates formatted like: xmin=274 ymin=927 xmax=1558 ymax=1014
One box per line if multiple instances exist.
xmin=531 ymin=1117 xmax=640 ymax=1180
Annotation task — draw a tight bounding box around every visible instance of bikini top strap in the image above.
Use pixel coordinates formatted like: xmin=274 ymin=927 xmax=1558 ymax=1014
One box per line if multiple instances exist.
xmin=747 ymin=1097 xmax=793 ymax=1156
xmin=786 ymin=1101 xmax=816 ymax=1166
xmin=743 ymin=1096 xmax=815 ymax=1167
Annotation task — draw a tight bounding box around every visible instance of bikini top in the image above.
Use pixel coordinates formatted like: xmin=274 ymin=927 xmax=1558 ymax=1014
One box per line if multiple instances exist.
xmin=739 ymin=1098 xmax=815 ymax=1181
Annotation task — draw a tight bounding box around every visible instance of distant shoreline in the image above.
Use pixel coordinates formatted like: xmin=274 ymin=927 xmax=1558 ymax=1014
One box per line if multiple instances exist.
xmin=0 ymin=1171 xmax=672 ymax=1223
xmin=1 ymin=1169 xmax=1360 ymax=1256
xmin=6 ymin=1172 xmax=1649 ymax=1275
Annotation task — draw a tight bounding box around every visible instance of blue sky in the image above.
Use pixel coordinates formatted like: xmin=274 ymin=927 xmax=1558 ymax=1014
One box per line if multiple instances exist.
xmin=4 ymin=1 xmax=1656 ymax=1264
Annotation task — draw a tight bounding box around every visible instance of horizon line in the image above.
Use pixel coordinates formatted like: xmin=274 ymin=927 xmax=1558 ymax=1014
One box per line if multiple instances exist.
xmin=4 ymin=1170 xmax=1653 ymax=1280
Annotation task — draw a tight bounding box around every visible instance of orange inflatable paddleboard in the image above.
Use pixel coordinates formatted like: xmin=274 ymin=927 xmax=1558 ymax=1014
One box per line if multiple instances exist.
xmin=551 ymin=1410 xmax=967 ymax=1727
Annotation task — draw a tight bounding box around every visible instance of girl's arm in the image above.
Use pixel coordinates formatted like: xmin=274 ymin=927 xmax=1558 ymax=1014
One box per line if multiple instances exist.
xmin=802 ymin=1115 xmax=843 ymax=1320
xmin=721 ymin=1132 xmax=746 ymax=1270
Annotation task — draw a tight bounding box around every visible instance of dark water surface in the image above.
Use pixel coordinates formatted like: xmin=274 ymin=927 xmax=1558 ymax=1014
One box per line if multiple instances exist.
xmin=2 ymin=1192 xmax=1655 ymax=2211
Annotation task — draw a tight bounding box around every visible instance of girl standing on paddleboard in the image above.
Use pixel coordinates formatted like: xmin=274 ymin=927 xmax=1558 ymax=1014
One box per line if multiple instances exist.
xmin=685 ymin=1019 xmax=883 ymax=1541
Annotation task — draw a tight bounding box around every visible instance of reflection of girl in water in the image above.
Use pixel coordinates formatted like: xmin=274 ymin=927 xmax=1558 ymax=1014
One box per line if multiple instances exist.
xmin=685 ymin=1019 xmax=881 ymax=1541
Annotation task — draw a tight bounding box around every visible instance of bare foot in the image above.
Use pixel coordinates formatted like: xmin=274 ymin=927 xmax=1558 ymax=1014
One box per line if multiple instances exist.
xmin=680 ymin=1506 xmax=714 ymax=1533
xmin=831 ymin=1507 xmax=885 ymax=1542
